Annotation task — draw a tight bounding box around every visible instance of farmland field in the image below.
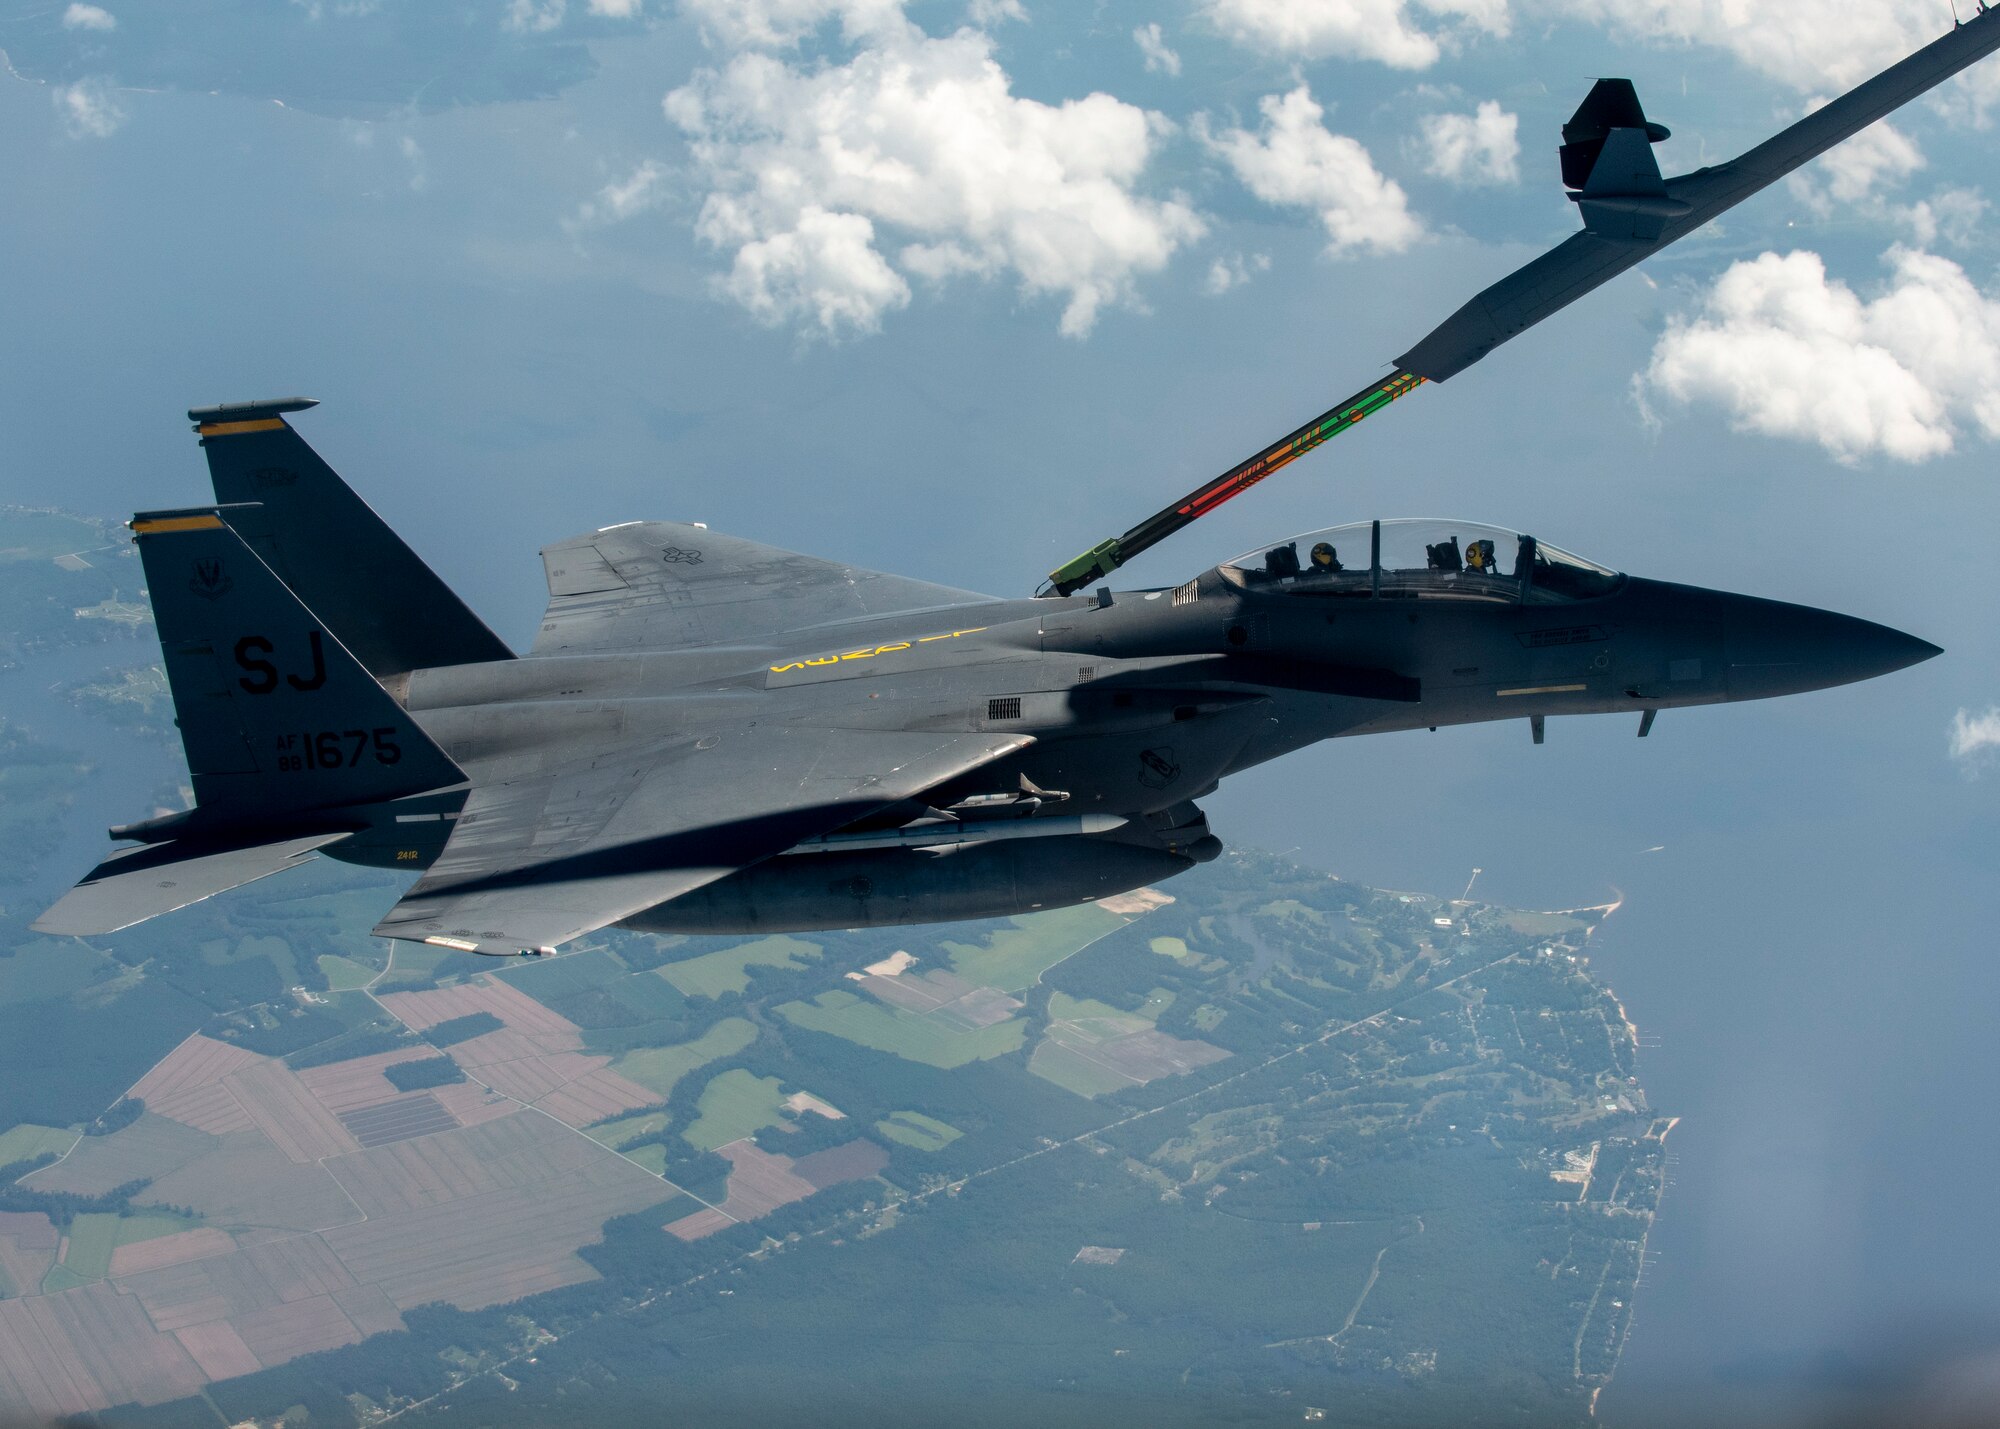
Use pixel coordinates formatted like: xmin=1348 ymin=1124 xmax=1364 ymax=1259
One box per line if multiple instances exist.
xmin=0 ymin=1123 xmax=76 ymax=1167
xmin=940 ymin=904 xmax=1130 ymax=992
xmin=873 ymin=1111 xmax=961 ymax=1152
xmin=682 ymin=1071 xmax=790 ymax=1151
xmin=656 ymin=935 xmax=821 ymax=999
xmin=315 ymin=955 xmax=376 ymax=992
xmin=57 ymin=1212 xmax=197 ymax=1280
xmin=611 ymin=1017 xmax=756 ymax=1098
xmin=778 ymin=989 xmax=1027 ymax=1069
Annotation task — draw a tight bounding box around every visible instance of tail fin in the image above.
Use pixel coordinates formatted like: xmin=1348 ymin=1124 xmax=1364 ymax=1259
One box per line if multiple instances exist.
xmin=191 ymin=399 xmax=512 ymax=677
xmin=134 ymin=507 xmax=464 ymax=820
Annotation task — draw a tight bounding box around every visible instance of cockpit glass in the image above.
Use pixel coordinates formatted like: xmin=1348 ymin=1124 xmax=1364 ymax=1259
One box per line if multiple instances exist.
xmin=1219 ymin=520 xmax=1622 ymax=604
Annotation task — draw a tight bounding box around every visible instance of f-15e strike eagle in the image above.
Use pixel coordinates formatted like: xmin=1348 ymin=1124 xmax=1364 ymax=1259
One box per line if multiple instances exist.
xmin=39 ymin=9 xmax=1998 ymax=955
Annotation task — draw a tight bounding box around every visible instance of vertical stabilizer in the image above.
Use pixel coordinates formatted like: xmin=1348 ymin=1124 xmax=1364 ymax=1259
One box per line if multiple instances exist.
xmin=134 ymin=507 xmax=464 ymax=819
xmin=191 ymin=399 xmax=513 ymax=676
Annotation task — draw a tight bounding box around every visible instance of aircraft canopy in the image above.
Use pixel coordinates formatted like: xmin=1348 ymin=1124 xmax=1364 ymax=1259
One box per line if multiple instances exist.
xmin=1220 ymin=519 xmax=1622 ymax=604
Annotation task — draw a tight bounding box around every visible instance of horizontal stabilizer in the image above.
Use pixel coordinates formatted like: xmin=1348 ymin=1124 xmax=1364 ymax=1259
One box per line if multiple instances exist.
xmin=34 ymin=832 xmax=351 ymax=936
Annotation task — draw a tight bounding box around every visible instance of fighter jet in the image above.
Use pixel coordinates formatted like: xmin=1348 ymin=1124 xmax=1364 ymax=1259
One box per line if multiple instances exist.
xmin=38 ymin=8 xmax=1997 ymax=955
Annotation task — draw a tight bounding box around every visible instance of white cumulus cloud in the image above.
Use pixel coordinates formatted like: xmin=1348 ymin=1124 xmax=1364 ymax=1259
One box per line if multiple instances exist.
xmin=1200 ymin=86 xmax=1421 ymax=255
xmin=1551 ymin=0 xmax=1966 ymax=97
xmin=1134 ymin=22 xmax=1182 ymax=76
xmin=1204 ymin=251 xmax=1270 ymax=294
xmin=568 ymin=159 xmax=667 ymax=230
xmin=678 ymin=0 xmax=904 ymax=49
xmin=1205 ymin=0 xmax=1995 ymax=116
xmin=1207 ymin=0 xmax=1508 ymax=69
xmin=1418 ymin=100 xmax=1518 ymax=184
xmin=53 ymin=77 xmax=124 ymax=139
xmin=1950 ymin=707 xmax=2000 ymax=767
xmin=666 ymin=6 xmax=1205 ymax=338
xmin=1640 ymin=246 xmax=2000 ymax=464
xmin=1788 ymin=107 xmax=1923 ymax=216
xmin=62 ymin=3 xmax=116 ymax=30
xmin=1899 ymin=186 xmax=1986 ymax=249
xmin=502 ymin=0 xmax=565 ymax=34
xmin=399 ymin=135 xmax=427 ymax=192
xmin=587 ymin=0 xmax=642 ymax=14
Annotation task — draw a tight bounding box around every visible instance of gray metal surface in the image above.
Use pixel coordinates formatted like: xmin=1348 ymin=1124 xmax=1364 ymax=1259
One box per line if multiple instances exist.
xmin=34 ymin=831 xmax=352 ymax=935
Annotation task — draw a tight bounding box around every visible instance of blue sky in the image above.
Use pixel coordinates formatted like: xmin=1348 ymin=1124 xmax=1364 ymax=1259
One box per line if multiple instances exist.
xmin=4 ymin=0 xmax=2000 ymax=1419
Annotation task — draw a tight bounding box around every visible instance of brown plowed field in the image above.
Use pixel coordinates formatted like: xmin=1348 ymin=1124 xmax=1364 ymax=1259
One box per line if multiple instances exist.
xmin=172 ymin=1319 xmax=262 ymax=1381
xmin=324 ymin=1118 xmax=523 ymax=1220
xmin=223 ymin=1060 xmax=363 ymax=1164
xmin=129 ymin=1033 xmax=266 ymax=1102
xmin=135 ymin=1131 xmax=361 ymax=1232
xmin=530 ymin=1065 xmax=660 ymax=1128
xmin=711 ymin=1142 xmax=818 ymax=1221
xmin=447 ymin=1026 xmax=561 ymax=1066
xmin=0 ymin=1280 xmax=206 ymax=1421
xmin=148 ymin=1078 xmax=256 ymax=1135
xmin=338 ymin=1093 xmax=461 ymax=1148
xmin=0 ymin=998 xmax=680 ymax=1419
xmin=106 ymin=1227 xmax=237 ymax=1278
xmin=230 ymin=1291 xmax=363 ymax=1364
xmin=791 ymin=1140 xmax=890 ymax=1190
xmin=296 ymin=1045 xmax=447 ymax=1113
xmin=244 ymin=1233 xmax=358 ymax=1301
xmin=322 ymin=1156 xmax=674 ymax=1310
xmin=331 ymin=1283 xmax=406 ymax=1338
xmin=664 ymin=1206 xmax=735 ymax=1241
xmin=474 ymin=1051 xmax=590 ymax=1102
xmin=380 ymin=976 xmax=583 ymax=1055
xmin=0 ymin=1211 xmax=58 ymax=1296
xmin=432 ymin=1080 xmax=518 ymax=1128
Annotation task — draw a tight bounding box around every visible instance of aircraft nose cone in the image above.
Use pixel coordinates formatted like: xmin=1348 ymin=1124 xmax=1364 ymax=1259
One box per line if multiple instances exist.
xmin=1725 ymin=597 xmax=1941 ymax=701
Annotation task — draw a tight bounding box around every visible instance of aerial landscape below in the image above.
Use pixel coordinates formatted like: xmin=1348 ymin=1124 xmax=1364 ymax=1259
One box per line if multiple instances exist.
xmin=0 ymin=506 xmax=1666 ymax=1426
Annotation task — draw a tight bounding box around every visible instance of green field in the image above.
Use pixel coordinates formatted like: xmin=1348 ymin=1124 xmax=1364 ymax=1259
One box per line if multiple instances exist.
xmin=612 ymin=1018 xmax=757 ymax=1099
xmin=657 ymin=936 xmax=821 ymax=999
xmin=1027 ymin=1041 xmax=1137 ymax=1098
xmin=682 ymin=1070 xmax=792 ymax=1150
xmin=1048 ymin=989 xmax=1170 ymax=1029
xmin=873 ymin=1111 xmax=961 ymax=1152
xmin=584 ymin=1110 xmax=670 ymax=1150
xmin=622 ymin=1144 xmax=667 ymax=1176
xmin=59 ymin=1213 xmax=197 ymax=1280
xmin=0 ymin=1122 xmax=78 ymax=1166
xmin=778 ymin=990 xmax=1026 ymax=1069
xmin=941 ymin=904 xmax=1130 ymax=992
xmin=499 ymin=946 xmax=630 ymax=1000
xmin=40 ymin=1264 xmax=93 ymax=1294
xmin=0 ymin=940 xmax=117 ymax=1008
xmin=376 ymin=942 xmax=457 ymax=990
xmin=316 ymin=955 xmax=377 ymax=992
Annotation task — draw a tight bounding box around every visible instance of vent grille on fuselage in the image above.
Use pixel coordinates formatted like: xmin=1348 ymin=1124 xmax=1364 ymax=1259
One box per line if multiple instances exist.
xmin=987 ymin=696 xmax=1022 ymax=721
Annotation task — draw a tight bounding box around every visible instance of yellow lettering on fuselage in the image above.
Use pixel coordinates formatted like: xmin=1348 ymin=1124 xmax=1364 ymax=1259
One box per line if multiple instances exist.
xmin=769 ymin=629 xmax=985 ymax=675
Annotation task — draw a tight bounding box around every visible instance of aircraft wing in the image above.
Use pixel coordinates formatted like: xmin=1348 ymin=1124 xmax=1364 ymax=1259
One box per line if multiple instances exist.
xmin=371 ymin=723 xmax=1031 ymax=954
xmin=533 ymin=522 xmax=995 ymax=656
xmin=1396 ymin=6 xmax=2000 ymax=382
